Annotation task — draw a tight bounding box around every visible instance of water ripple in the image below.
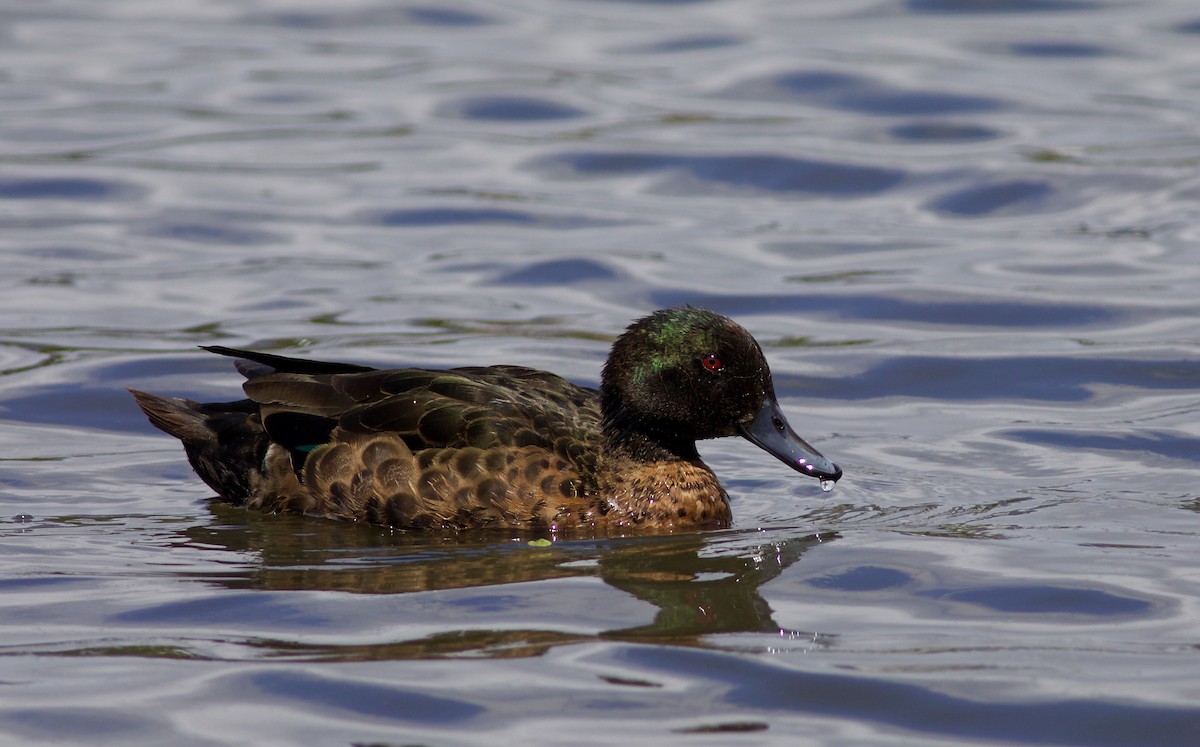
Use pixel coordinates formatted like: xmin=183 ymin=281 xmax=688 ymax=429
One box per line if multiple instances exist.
xmin=245 ymin=669 xmax=485 ymax=722
xmin=243 ymin=5 xmax=495 ymax=29
xmin=1001 ymin=429 xmax=1200 ymax=465
xmin=436 ymin=95 xmax=587 ymax=122
xmin=0 ymin=176 xmax=144 ymax=201
xmin=650 ymin=290 xmax=1121 ymax=328
xmin=622 ymin=646 xmax=1200 ymax=747
xmin=528 ymin=152 xmax=905 ymax=196
xmin=781 ymin=356 xmax=1200 ymax=402
xmin=360 ymin=206 xmax=626 ymax=229
xmin=907 ymin=0 xmax=1102 ymax=13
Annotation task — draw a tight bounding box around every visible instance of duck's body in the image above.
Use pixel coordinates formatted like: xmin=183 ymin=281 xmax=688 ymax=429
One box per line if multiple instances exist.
xmin=132 ymin=307 xmax=841 ymax=534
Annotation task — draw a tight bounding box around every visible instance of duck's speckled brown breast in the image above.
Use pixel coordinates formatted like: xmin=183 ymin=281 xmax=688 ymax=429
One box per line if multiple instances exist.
xmin=253 ymin=429 xmax=729 ymax=532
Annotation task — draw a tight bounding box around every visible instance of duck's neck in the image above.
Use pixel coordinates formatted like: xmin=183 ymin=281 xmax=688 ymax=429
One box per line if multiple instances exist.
xmin=600 ymin=390 xmax=700 ymax=464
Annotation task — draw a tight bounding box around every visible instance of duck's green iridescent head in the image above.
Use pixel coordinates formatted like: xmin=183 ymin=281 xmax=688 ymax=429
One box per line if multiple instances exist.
xmin=600 ymin=307 xmax=841 ymax=484
xmin=602 ymin=306 xmax=769 ymax=438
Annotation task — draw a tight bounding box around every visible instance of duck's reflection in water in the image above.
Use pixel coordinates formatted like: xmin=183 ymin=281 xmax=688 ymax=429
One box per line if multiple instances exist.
xmin=176 ymin=501 xmax=837 ymax=659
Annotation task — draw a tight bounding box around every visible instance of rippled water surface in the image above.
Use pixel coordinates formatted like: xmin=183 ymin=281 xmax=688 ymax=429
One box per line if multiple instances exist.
xmin=3 ymin=1 xmax=1200 ymax=744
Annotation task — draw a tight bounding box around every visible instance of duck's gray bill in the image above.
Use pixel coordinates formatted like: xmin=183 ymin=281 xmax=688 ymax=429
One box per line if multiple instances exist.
xmin=738 ymin=397 xmax=842 ymax=482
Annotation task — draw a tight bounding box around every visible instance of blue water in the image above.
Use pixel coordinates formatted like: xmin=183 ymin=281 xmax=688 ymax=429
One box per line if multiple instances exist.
xmin=3 ymin=1 xmax=1200 ymax=744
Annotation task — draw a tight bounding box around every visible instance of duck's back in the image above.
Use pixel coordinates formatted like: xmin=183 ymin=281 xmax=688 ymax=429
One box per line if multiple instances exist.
xmin=136 ymin=353 xmax=605 ymax=530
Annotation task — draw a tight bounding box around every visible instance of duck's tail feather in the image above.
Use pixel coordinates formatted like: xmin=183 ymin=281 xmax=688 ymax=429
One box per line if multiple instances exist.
xmin=130 ymin=389 xmax=268 ymax=505
xmin=130 ymin=389 xmax=220 ymax=446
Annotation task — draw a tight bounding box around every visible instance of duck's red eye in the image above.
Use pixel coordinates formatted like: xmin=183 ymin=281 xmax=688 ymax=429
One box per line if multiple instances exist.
xmin=702 ymin=353 xmax=723 ymax=371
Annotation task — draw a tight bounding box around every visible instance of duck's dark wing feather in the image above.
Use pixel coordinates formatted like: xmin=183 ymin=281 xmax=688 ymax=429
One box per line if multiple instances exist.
xmin=217 ymin=351 xmax=602 ymax=464
xmin=202 ymin=345 xmax=375 ymax=375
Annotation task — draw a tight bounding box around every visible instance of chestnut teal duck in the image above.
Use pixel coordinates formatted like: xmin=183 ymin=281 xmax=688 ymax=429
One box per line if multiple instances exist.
xmin=131 ymin=306 xmax=841 ymax=534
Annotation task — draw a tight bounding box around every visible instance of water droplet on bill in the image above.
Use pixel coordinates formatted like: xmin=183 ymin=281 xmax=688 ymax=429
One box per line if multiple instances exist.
xmin=819 ymin=479 xmax=835 ymax=493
